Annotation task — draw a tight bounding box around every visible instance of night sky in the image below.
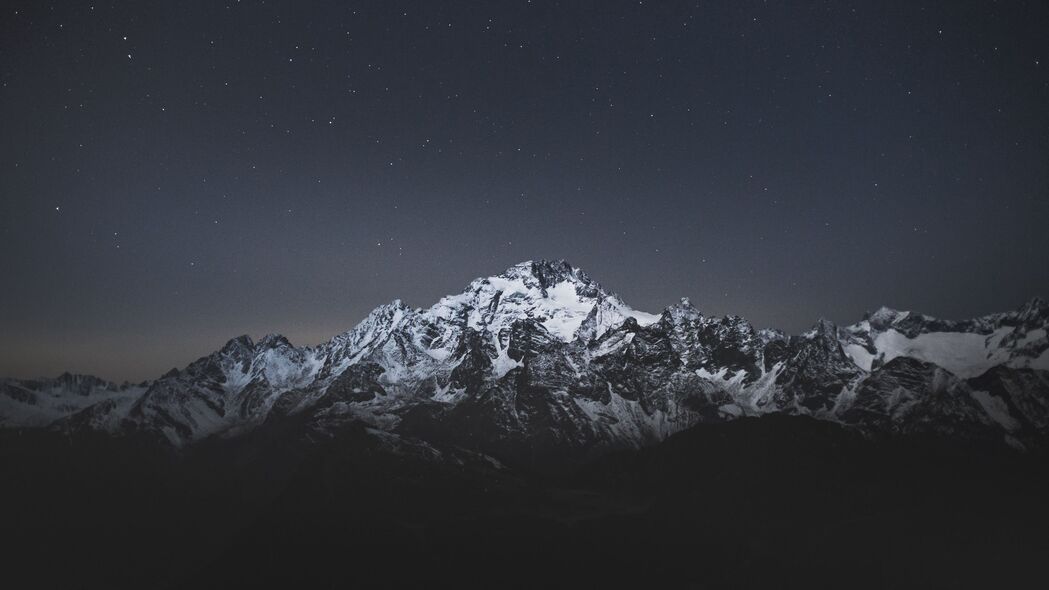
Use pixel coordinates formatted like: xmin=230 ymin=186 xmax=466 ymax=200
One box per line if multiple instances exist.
xmin=2 ymin=1 xmax=1047 ymax=382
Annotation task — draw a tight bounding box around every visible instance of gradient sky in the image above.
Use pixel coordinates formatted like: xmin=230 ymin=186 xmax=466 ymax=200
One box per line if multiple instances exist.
xmin=2 ymin=0 xmax=1047 ymax=382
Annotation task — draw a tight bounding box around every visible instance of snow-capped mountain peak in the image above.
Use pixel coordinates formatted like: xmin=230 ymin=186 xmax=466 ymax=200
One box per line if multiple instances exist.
xmin=1017 ymin=296 xmax=1049 ymax=325
xmin=428 ymin=259 xmax=657 ymax=343
xmin=2 ymin=261 xmax=1046 ymax=457
xmin=328 ymin=300 xmax=413 ymax=360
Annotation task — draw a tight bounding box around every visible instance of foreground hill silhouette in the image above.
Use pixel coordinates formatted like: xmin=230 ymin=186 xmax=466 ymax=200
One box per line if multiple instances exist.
xmin=3 ymin=414 xmax=1047 ymax=588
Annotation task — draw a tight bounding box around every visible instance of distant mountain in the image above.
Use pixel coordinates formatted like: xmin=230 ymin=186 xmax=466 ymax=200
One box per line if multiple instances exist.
xmin=3 ymin=259 xmax=1048 ymax=463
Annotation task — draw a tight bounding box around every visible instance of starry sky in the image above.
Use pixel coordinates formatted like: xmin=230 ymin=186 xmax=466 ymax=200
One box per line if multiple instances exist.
xmin=1 ymin=0 xmax=1047 ymax=382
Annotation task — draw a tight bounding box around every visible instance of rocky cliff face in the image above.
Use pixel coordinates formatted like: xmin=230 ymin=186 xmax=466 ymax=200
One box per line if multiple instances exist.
xmin=3 ymin=260 xmax=1048 ymax=463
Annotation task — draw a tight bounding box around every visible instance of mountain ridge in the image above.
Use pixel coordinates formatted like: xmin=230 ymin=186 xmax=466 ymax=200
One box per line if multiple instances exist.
xmin=2 ymin=259 xmax=1047 ymax=461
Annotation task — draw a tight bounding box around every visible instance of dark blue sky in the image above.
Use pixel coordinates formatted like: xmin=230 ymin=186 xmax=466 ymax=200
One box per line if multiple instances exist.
xmin=2 ymin=0 xmax=1047 ymax=381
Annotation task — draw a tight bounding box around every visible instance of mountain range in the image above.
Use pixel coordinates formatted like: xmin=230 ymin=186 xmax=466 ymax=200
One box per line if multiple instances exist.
xmin=4 ymin=259 xmax=1047 ymax=464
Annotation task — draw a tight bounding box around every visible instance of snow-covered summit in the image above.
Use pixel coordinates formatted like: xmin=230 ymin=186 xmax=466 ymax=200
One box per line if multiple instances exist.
xmin=427 ymin=259 xmax=658 ymax=342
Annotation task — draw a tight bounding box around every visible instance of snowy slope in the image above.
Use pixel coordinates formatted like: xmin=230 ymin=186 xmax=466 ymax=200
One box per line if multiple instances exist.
xmin=841 ymin=300 xmax=1049 ymax=377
